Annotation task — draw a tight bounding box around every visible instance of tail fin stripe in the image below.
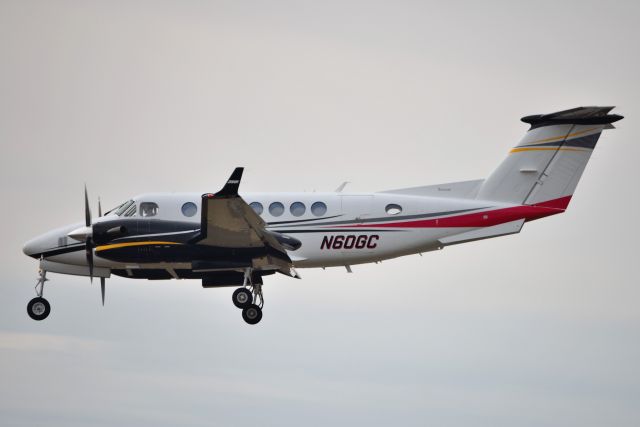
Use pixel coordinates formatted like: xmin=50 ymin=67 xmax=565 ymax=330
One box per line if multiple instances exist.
xmin=524 ymin=126 xmax=600 ymax=145
xmin=510 ymin=147 xmax=588 ymax=154
xmin=519 ymin=133 xmax=600 ymax=149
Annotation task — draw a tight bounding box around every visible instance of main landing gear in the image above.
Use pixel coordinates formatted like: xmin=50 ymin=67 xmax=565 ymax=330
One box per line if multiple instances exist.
xmin=231 ymin=269 xmax=263 ymax=325
xmin=27 ymin=267 xmax=50 ymax=321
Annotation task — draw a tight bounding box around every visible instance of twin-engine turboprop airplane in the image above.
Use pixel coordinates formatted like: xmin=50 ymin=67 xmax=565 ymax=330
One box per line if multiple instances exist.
xmin=22 ymin=107 xmax=623 ymax=324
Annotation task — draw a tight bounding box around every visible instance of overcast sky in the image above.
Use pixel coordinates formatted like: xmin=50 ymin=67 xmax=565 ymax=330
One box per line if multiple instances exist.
xmin=1 ymin=1 xmax=639 ymax=426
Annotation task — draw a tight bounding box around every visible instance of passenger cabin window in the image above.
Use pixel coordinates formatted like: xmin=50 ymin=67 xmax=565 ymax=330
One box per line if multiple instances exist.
xmin=385 ymin=204 xmax=402 ymax=215
xmin=250 ymin=202 xmax=264 ymax=215
xmin=181 ymin=202 xmax=197 ymax=217
xmin=269 ymin=202 xmax=284 ymax=217
xmin=140 ymin=202 xmax=159 ymax=217
xmin=311 ymin=201 xmax=327 ymax=216
xmin=290 ymin=202 xmax=306 ymax=217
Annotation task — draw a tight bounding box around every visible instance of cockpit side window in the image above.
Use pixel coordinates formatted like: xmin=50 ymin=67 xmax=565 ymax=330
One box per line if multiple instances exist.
xmin=140 ymin=202 xmax=159 ymax=217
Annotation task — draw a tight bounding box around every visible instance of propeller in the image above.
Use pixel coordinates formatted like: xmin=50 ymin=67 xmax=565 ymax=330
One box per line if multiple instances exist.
xmin=100 ymin=277 xmax=106 ymax=306
xmin=86 ymin=236 xmax=94 ymax=282
xmin=84 ymin=185 xmax=94 ymax=283
xmin=84 ymin=185 xmax=91 ymax=228
xmin=83 ymin=185 xmax=106 ymax=305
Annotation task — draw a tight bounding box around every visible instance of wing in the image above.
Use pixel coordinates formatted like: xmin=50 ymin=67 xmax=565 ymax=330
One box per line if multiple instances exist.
xmin=192 ymin=168 xmax=300 ymax=277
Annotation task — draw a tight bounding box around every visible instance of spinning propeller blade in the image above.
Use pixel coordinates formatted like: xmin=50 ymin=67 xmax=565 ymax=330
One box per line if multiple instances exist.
xmin=86 ymin=237 xmax=94 ymax=283
xmin=84 ymin=185 xmax=92 ymax=227
xmin=100 ymin=277 xmax=105 ymax=306
xmin=83 ymin=186 xmax=107 ymax=303
xmin=84 ymin=185 xmax=94 ymax=283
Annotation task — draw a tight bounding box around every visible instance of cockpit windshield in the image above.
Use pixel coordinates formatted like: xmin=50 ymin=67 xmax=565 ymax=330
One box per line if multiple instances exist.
xmin=105 ymin=200 xmax=136 ymax=217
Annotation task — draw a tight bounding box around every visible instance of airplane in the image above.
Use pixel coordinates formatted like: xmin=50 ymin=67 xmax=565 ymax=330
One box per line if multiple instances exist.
xmin=22 ymin=106 xmax=623 ymax=324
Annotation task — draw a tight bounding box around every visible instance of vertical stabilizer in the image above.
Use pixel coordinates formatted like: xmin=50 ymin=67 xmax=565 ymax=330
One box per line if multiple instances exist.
xmin=476 ymin=107 xmax=622 ymax=208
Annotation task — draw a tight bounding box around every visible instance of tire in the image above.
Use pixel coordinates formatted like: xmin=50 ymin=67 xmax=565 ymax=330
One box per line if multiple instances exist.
xmin=232 ymin=288 xmax=253 ymax=309
xmin=27 ymin=297 xmax=50 ymax=321
xmin=242 ymin=304 xmax=262 ymax=325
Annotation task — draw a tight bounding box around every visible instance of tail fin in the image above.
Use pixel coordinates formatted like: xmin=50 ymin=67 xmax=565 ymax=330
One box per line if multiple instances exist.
xmin=476 ymin=106 xmax=623 ymax=208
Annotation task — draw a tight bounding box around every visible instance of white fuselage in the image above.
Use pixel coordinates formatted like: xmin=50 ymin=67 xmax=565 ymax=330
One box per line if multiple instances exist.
xmin=28 ymin=190 xmax=520 ymax=274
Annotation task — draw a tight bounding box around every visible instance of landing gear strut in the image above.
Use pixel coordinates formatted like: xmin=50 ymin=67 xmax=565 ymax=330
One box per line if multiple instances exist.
xmin=232 ymin=269 xmax=263 ymax=325
xmin=27 ymin=267 xmax=50 ymax=321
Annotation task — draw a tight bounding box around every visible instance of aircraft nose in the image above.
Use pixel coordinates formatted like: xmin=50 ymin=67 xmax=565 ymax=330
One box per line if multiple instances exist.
xmin=22 ymin=237 xmax=42 ymax=258
xmin=23 ymin=223 xmax=85 ymax=259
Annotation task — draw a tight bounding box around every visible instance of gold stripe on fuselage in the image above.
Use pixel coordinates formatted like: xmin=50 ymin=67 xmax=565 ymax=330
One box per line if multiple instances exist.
xmin=95 ymin=241 xmax=183 ymax=252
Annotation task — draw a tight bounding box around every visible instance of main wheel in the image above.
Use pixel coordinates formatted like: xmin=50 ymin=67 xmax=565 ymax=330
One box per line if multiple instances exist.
xmin=242 ymin=304 xmax=262 ymax=325
xmin=232 ymin=287 xmax=253 ymax=309
xmin=27 ymin=297 xmax=50 ymax=321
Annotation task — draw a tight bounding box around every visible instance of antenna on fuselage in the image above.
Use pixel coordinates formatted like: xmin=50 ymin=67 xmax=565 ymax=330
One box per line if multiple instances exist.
xmin=335 ymin=182 xmax=349 ymax=192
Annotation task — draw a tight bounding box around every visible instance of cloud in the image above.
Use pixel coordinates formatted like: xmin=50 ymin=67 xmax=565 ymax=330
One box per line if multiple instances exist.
xmin=0 ymin=331 xmax=109 ymax=353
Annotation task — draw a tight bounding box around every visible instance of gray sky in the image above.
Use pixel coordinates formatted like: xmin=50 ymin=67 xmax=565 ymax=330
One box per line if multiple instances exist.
xmin=1 ymin=0 xmax=639 ymax=426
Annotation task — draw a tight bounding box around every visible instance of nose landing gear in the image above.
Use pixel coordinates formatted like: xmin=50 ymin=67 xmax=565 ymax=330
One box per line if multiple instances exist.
xmin=27 ymin=268 xmax=50 ymax=321
xmin=232 ymin=269 xmax=263 ymax=325
xmin=27 ymin=297 xmax=50 ymax=321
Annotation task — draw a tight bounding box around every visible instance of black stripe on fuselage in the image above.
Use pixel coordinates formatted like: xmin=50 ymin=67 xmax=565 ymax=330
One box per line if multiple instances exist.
xmin=113 ymin=230 xmax=201 ymax=243
xmin=266 ymin=214 xmax=343 ymax=226
xmin=29 ymin=243 xmax=86 ymax=259
xmin=96 ymin=241 xmax=289 ymax=264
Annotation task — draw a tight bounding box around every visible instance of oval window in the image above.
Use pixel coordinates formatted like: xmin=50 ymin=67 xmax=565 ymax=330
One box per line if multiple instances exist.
xmin=311 ymin=201 xmax=327 ymax=216
xmin=269 ymin=202 xmax=284 ymax=217
xmin=290 ymin=202 xmax=306 ymax=217
xmin=385 ymin=203 xmax=402 ymax=215
xmin=181 ymin=202 xmax=198 ymax=217
xmin=249 ymin=202 xmax=264 ymax=215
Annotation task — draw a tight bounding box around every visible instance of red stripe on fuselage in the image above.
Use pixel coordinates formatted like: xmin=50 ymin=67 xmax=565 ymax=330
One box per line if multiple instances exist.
xmin=334 ymin=196 xmax=571 ymax=229
xmin=530 ymin=195 xmax=572 ymax=210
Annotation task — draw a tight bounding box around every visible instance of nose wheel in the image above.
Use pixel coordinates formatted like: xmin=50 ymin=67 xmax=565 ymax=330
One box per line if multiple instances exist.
xmin=27 ymin=297 xmax=50 ymax=321
xmin=28 ymin=267 xmax=51 ymax=321
xmin=232 ymin=269 xmax=264 ymax=325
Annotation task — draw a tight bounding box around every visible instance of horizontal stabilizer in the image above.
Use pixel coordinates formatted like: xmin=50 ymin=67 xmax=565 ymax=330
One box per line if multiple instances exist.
xmin=438 ymin=219 xmax=524 ymax=246
xmin=521 ymin=106 xmax=623 ymax=129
